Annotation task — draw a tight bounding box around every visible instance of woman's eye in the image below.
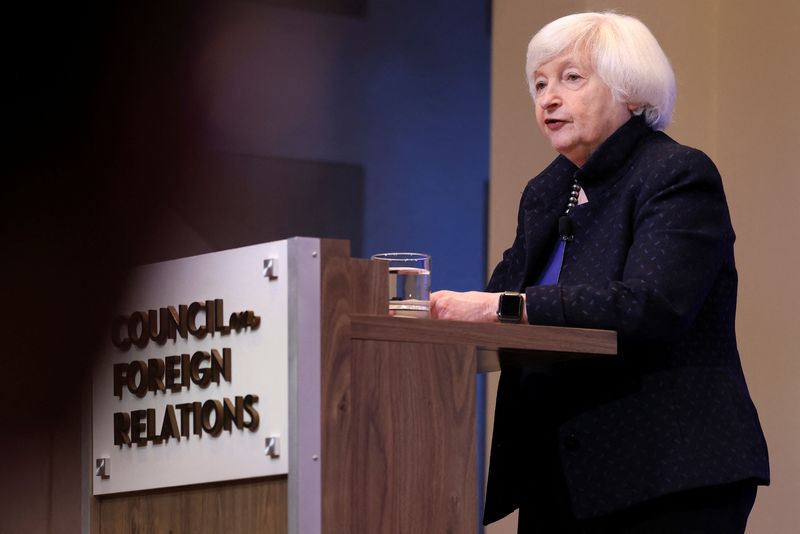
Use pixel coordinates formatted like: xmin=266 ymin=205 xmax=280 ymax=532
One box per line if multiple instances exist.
xmin=565 ymin=73 xmax=582 ymax=82
xmin=534 ymin=81 xmax=546 ymax=93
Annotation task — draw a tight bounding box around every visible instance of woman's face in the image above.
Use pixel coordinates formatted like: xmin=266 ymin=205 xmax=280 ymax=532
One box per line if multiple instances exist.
xmin=532 ymin=52 xmax=634 ymax=167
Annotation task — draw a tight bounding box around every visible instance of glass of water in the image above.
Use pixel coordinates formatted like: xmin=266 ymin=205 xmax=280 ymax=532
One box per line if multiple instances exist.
xmin=370 ymin=252 xmax=431 ymax=318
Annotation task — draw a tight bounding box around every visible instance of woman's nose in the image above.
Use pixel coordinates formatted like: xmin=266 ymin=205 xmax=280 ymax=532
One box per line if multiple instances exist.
xmin=538 ymin=86 xmax=560 ymax=109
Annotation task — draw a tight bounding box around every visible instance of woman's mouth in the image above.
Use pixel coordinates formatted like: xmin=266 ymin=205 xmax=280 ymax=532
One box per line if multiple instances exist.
xmin=544 ymin=118 xmax=567 ymax=130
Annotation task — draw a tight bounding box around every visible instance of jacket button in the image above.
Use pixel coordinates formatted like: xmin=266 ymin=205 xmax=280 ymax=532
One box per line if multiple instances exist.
xmin=563 ymin=434 xmax=580 ymax=452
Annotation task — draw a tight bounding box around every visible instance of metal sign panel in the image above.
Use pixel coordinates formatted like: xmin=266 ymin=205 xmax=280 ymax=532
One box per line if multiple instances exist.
xmin=92 ymin=240 xmax=297 ymax=495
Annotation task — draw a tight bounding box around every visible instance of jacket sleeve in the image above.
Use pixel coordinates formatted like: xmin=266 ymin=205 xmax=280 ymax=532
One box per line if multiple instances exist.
xmin=524 ymin=150 xmax=735 ymax=345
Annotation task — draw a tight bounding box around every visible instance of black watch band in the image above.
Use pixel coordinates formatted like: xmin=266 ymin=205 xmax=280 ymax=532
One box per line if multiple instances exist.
xmin=497 ymin=291 xmax=523 ymax=323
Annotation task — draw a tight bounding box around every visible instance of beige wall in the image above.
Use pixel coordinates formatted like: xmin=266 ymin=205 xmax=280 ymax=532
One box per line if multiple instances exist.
xmin=488 ymin=1 xmax=800 ymax=532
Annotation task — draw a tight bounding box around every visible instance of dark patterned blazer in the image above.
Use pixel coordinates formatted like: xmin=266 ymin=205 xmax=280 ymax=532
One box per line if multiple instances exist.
xmin=483 ymin=115 xmax=770 ymax=524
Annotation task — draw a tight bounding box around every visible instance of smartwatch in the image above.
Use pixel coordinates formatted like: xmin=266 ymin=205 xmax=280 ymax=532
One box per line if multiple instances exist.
xmin=497 ymin=291 xmax=523 ymax=323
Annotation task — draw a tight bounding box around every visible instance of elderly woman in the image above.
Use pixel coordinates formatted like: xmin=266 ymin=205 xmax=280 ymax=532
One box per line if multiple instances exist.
xmin=431 ymin=12 xmax=769 ymax=533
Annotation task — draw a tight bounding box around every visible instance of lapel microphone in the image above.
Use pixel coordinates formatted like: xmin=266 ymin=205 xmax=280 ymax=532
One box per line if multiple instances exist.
xmin=559 ymin=215 xmax=575 ymax=242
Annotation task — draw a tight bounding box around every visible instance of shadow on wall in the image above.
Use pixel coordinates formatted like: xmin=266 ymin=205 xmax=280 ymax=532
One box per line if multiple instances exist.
xmin=1 ymin=0 xmax=489 ymax=530
xmin=259 ymin=0 xmax=368 ymax=17
xmin=1 ymin=2 xmax=362 ymax=532
xmin=142 ymin=151 xmax=364 ymax=265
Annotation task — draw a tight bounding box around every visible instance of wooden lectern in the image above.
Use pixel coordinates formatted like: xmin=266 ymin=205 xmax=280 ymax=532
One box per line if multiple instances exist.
xmin=89 ymin=239 xmax=615 ymax=533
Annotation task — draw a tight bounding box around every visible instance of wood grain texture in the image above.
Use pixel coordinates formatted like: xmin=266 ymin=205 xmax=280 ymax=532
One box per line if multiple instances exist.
xmin=91 ymin=240 xmax=614 ymax=534
xmin=349 ymin=340 xmax=477 ymax=534
xmin=319 ymin=246 xmax=615 ymax=532
xmin=319 ymin=239 xmax=357 ymax=532
xmin=96 ymin=476 xmax=287 ymax=534
xmin=350 ymin=314 xmax=617 ymax=357
xmin=349 ymin=257 xmax=388 ymax=316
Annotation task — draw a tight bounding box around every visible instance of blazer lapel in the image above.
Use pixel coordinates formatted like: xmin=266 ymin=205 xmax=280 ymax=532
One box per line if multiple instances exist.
xmin=520 ymin=156 xmax=575 ymax=289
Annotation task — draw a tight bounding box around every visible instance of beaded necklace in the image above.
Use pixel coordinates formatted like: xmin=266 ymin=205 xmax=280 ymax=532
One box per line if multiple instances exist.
xmin=558 ymin=178 xmax=581 ymax=241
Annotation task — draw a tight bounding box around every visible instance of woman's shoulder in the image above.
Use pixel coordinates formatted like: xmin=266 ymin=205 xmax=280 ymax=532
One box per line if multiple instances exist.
xmin=639 ymin=130 xmax=719 ymax=173
xmin=631 ymin=131 xmax=723 ymax=191
xmin=627 ymin=131 xmax=731 ymax=218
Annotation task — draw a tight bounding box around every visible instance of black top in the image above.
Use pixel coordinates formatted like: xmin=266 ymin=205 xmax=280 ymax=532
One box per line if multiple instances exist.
xmin=484 ymin=115 xmax=770 ymax=523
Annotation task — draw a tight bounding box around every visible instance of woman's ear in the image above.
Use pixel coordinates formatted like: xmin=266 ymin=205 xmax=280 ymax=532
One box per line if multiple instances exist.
xmin=628 ymin=102 xmax=643 ymax=114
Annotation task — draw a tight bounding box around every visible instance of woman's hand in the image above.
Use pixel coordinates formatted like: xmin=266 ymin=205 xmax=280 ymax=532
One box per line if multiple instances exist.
xmin=430 ymin=290 xmax=502 ymax=322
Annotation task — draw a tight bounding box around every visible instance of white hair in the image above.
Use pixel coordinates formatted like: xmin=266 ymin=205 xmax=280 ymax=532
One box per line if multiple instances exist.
xmin=526 ymin=12 xmax=676 ymax=130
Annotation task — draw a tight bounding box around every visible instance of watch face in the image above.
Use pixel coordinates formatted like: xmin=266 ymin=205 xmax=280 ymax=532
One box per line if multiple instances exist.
xmin=499 ymin=293 xmax=522 ymax=318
